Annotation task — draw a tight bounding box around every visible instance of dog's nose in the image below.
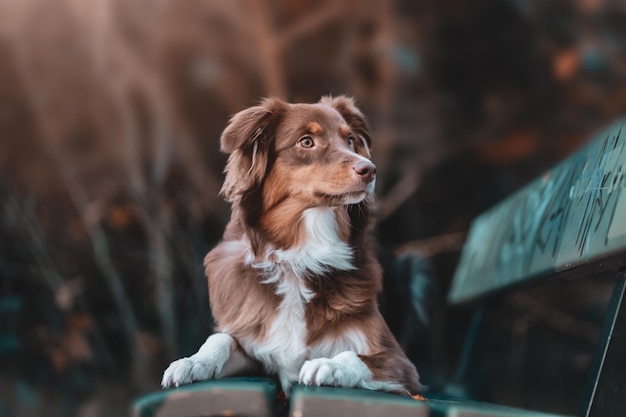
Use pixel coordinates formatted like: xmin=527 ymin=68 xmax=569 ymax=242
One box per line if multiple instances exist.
xmin=353 ymin=160 xmax=377 ymax=183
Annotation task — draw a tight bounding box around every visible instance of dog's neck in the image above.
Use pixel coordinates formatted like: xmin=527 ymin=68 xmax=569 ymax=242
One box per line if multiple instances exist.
xmin=226 ymin=201 xmax=359 ymax=272
xmin=224 ymin=189 xmax=372 ymax=269
xmin=259 ymin=198 xmax=355 ymax=245
xmin=245 ymin=207 xmax=355 ymax=275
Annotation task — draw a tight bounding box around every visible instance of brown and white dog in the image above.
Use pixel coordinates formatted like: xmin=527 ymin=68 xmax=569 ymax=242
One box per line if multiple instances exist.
xmin=161 ymin=96 xmax=422 ymax=395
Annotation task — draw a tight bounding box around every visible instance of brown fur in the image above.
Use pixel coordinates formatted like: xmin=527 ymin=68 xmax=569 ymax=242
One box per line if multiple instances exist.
xmin=206 ymin=96 xmax=422 ymax=394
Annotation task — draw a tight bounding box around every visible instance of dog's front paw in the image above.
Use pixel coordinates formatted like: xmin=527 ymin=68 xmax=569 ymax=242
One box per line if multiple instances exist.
xmin=298 ymin=352 xmax=368 ymax=388
xmin=161 ymin=355 xmax=225 ymax=388
xmin=161 ymin=333 xmax=235 ymax=388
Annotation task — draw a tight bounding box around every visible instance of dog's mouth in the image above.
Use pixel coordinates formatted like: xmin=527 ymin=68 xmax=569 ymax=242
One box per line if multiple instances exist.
xmin=314 ymin=190 xmax=368 ymax=205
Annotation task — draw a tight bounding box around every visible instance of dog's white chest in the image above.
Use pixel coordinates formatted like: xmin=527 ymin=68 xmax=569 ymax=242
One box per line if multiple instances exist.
xmin=240 ymin=266 xmax=311 ymax=390
xmin=242 ymin=266 xmax=370 ymax=391
xmin=238 ymin=207 xmax=369 ymax=390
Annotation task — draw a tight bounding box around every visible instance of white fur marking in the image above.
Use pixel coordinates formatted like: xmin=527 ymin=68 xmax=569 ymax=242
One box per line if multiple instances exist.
xmin=366 ymin=176 xmax=376 ymax=194
xmin=277 ymin=207 xmax=354 ymax=274
xmin=309 ymin=328 xmax=369 ymax=359
xmin=240 ymin=207 xmax=354 ymax=275
xmin=299 ymin=351 xmax=403 ymax=392
xmin=240 ymin=266 xmax=310 ymax=392
xmin=236 ymin=207 xmax=358 ymax=391
xmin=161 ymin=333 xmax=234 ymax=388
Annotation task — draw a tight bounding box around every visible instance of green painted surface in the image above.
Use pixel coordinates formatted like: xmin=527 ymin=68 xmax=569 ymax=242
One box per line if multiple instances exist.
xmin=427 ymin=397 xmax=573 ymax=417
xmin=132 ymin=377 xmax=277 ymax=417
xmin=134 ymin=381 xmax=574 ymax=416
xmin=450 ymin=121 xmax=626 ymax=304
xmin=290 ymin=386 xmax=428 ymax=417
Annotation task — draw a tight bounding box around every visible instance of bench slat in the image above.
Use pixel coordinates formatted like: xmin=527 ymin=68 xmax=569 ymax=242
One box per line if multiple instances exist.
xmin=132 ymin=377 xmax=278 ymax=417
xmin=450 ymin=121 xmax=626 ymax=304
xmin=289 ymin=386 xmax=428 ymax=417
xmin=428 ymin=397 xmax=573 ymax=417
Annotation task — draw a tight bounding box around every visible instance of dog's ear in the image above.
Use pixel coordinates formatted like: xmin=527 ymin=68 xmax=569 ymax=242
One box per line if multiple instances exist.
xmin=220 ymin=98 xmax=287 ymax=201
xmin=319 ymin=95 xmax=372 ymax=158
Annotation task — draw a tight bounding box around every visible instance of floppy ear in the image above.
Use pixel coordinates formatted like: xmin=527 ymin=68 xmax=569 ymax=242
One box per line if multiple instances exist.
xmin=319 ymin=95 xmax=372 ymax=158
xmin=220 ymin=98 xmax=287 ymax=201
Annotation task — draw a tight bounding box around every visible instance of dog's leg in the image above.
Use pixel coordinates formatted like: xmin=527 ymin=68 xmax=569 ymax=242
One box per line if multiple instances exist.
xmin=161 ymin=333 xmax=259 ymax=388
xmin=298 ymin=351 xmax=408 ymax=393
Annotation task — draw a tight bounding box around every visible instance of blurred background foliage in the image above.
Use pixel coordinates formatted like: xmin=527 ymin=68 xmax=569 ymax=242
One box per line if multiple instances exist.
xmin=0 ymin=0 xmax=624 ymax=415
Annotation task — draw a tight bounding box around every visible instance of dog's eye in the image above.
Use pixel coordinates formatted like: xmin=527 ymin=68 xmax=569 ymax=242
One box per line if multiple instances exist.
xmin=348 ymin=136 xmax=355 ymax=147
xmin=298 ymin=136 xmax=315 ymax=148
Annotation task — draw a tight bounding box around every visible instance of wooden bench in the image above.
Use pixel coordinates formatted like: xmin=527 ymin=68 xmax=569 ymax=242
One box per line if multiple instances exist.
xmin=448 ymin=119 xmax=626 ymax=417
xmin=133 ymin=120 xmax=626 ymax=417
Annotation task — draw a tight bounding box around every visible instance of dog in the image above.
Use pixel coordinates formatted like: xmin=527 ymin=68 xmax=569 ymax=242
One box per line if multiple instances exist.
xmin=161 ymin=96 xmax=422 ymax=395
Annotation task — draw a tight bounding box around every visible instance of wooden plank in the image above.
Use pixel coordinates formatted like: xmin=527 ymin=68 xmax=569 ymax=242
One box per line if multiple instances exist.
xmin=449 ymin=121 xmax=626 ymax=304
xmin=289 ymin=386 xmax=428 ymax=417
xmin=443 ymin=405 xmax=570 ymax=417
xmin=427 ymin=398 xmax=573 ymax=417
xmin=132 ymin=377 xmax=278 ymax=417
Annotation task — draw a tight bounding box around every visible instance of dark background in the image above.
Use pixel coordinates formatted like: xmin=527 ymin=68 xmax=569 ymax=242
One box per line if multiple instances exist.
xmin=0 ymin=0 xmax=624 ymax=415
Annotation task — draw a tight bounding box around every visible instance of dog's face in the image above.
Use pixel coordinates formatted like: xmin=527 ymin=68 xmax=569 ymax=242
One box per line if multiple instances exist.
xmin=264 ymin=101 xmax=376 ymax=207
xmin=220 ymin=96 xmax=376 ymax=209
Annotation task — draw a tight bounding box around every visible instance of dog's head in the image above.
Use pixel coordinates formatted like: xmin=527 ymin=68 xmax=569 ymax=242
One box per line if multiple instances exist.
xmin=220 ymin=95 xmax=375 ymax=209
